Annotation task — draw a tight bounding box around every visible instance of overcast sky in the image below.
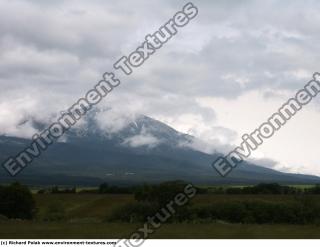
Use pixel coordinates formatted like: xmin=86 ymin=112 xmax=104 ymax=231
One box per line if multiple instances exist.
xmin=1 ymin=0 xmax=320 ymax=175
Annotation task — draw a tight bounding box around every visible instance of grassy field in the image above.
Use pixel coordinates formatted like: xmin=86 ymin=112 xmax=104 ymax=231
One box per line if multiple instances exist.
xmin=1 ymin=193 xmax=320 ymax=238
xmin=2 ymin=221 xmax=320 ymax=239
xmin=35 ymin=194 xmax=134 ymax=220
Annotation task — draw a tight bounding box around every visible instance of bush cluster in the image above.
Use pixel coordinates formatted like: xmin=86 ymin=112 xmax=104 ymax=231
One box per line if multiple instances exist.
xmin=191 ymin=198 xmax=320 ymax=224
xmin=0 ymin=182 xmax=36 ymax=219
xmin=108 ymin=181 xmax=193 ymax=223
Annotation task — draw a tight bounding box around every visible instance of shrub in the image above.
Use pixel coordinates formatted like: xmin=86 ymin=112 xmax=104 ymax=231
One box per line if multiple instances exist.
xmin=0 ymin=182 xmax=36 ymax=219
xmin=225 ymin=183 xmax=300 ymax=195
xmin=0 ymin=214 xmax=8 ymax=221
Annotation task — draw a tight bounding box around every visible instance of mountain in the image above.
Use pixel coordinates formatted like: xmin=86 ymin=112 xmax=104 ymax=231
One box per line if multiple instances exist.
xmin=0 ymin=111 xmax=319 ymax=186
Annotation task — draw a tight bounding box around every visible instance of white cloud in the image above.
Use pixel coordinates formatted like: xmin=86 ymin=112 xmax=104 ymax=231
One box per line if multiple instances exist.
xmin=122 ymin=129 xmax=161 ymax=148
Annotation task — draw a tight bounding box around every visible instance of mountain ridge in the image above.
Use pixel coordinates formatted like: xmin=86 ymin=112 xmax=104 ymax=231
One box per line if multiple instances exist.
xmin=0 ymin=112 xmax=319 ymax=186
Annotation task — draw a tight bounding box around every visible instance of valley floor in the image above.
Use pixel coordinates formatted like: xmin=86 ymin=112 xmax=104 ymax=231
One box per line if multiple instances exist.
xmin=3 ymin=192 xmax=320 ymax=239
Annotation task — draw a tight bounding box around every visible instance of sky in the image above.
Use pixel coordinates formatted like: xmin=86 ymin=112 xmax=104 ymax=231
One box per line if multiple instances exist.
xmin=1 ymin=0 xmax=320 ymax=175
